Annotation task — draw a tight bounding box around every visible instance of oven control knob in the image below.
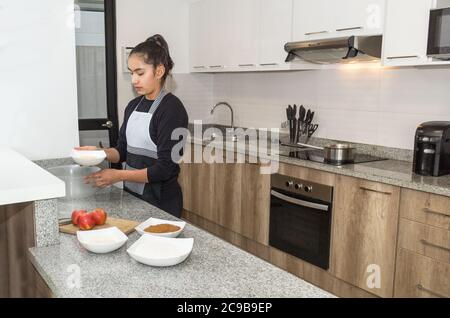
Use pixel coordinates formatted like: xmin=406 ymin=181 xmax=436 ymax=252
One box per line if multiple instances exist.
xmin=285 ymin=181 xmax=293 ymax=188
xmin=294 ymin=183 xmax=303 ymax=190
xmin=304 ymin=185 xmax=313 ymax=193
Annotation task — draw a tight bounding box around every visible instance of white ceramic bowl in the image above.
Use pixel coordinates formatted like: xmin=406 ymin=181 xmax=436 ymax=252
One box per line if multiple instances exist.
xmin=77 ymin=227 xmax=128 ymax=254
xmin=127 ymin=235 xmax=193 ymax=267
xmin=71 ymin=149 xmax=106 ymax=166
xmin=135 ymin=217 xmax=186 ymax=238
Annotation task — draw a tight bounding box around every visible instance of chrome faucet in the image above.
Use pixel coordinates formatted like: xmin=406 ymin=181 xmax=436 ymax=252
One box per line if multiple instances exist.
xmin=210 ymin=102 xmax=237 ymax=142
xmin=210 ymin=102 xmax=234 ymax=129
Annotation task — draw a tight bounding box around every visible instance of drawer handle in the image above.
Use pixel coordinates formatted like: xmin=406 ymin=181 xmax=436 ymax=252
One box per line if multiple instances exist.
xmin=359 ymin=186 xmax=392 ymax=195
xmin=423 ymin=207 xmax=450 ymax=218
xmin=238 ymin=64 xmax=256 ymax=67
xmin=304 ymin=31 xmax=328 ymax=36
xmin=420 ymin=239 xmax=450 ymax=253
xmin=386 ymin=55 xmax=419 ymax=60
xmin=336 ymin=26 xmax=363 ymax=32
xmin=259 ymin=63 xmax=279 ymax=66
xmin=416 ymin=284 xmax=446 ymax=298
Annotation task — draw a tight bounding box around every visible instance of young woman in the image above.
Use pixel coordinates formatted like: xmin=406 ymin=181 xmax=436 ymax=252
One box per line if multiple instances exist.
xmin=78 ymin=34 xmax=188 ymax=217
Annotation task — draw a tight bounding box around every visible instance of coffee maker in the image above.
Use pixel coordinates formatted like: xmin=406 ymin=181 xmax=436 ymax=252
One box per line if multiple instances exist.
xmin=413 ymin=122 xmax=450 ymax=177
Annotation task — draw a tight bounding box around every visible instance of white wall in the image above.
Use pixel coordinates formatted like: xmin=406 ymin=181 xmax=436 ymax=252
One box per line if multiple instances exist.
xmin=116 ymin=0 xmax=214 ymax=127
xmin=0 ymin=0 xmax=79 ymax=160
xmin=209 ymin=66 xmax=450 ymax=150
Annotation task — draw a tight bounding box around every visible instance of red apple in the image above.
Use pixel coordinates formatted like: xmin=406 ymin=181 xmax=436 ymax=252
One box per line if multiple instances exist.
xmin=91 ymin=208 xmax=107 ymax=226
xmin=78 ymin=213 xmax=96 ymax=231
xmin=71 ymin=210 xmax=87 ymax=226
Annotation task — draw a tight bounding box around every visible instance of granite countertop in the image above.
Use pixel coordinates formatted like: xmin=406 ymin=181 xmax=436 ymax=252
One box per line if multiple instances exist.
xmin=29 ymin=187 xmax=334 ymax=298
xmin=187 ymin=137 xmax=450 ymax=197
xmin=276 ymin=147 xmax=450 ymax=197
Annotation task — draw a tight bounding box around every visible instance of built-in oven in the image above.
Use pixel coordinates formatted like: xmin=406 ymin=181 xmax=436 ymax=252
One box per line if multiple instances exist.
xmin=427 ymin=7 xmax=450 ymax=59
xmin=269 ymin=174 xmax=333 ymax=270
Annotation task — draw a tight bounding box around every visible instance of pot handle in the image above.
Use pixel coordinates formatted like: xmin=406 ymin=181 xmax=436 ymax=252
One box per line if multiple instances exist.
xmin=296 ymin=142 xmax=324 ymax=150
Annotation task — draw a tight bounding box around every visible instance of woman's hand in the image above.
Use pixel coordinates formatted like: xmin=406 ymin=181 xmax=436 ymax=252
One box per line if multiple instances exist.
xmin=85 ymin=169 xmax=123 ymax=188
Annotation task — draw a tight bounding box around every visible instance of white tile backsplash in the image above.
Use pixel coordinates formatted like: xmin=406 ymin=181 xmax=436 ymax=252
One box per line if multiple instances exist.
xmin=182 ymin=66 xmax=450 ymax=150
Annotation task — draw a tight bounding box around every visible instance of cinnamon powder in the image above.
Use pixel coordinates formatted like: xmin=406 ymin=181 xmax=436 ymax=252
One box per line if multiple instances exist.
xmin=144 ymin=223 xmax=181 ymax=233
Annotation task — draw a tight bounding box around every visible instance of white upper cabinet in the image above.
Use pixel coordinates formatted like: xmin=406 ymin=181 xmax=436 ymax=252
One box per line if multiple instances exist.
xmin=208 ymin=0 xmax=233 ymax=70
xmin=382 ymin=0 xmax=433 ymax=66
xmin=190 ymin=0 xmax=232 ymax=71
xmin=293 ymin=0 xmax=334 ymax=40
xmin=259 ymin=0 xmax=293 ymax=69
xmin=231 ymin=0 xmax=260 ymax=70
xmin=333 ymin=0 xmax=385 ymax=36
xmin=190 ymin=0 xmax=303 ymax=72
xmin=189 ymin=0 xmax=209 ymax=71
xmin=293 ymin=0 xmax=385 ymax=41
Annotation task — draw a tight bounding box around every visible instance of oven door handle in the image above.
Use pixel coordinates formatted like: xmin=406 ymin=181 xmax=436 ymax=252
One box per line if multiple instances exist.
xmin=271 ymin=190 xmax=329 ymax=212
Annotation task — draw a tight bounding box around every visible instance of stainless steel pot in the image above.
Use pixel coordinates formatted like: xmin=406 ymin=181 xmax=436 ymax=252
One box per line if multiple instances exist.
xmin=323 ymin=144 xmax=355 ymax=164
xmin=297 ymin=143 xmax=356 ymax=164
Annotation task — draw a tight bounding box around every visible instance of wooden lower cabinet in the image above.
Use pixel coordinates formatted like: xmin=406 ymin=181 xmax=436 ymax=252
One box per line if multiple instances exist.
xmin=180 ymin=145 xmax=270 ymax=245
xmin=394 ymin=248 xmax=450 ymax=298
xmin=400 ymin=188 xmax=450 ymax=230
xmin=0 ymin=202 xmax=52 ymax=298
xmin=181 ymin=154 xmax=450 ymax=298
xmin=330 ymin=175 xmax=400 ymax=298
xmin=240 ymin=163 xmax=270 ymax=245
xmin=183 ymin=209 xmax=377 ymax=298
xmin=214 ymin=155 xmax=243 ymax=234
xmin=398 ymin=218 xmax=450 ymax=265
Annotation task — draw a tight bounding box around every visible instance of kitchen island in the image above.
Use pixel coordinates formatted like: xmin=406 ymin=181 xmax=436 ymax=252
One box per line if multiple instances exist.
xmin=0 ymin=146 xmax=66 ymax=297
xmin=29 ymin=186 xmax=333 ymax=298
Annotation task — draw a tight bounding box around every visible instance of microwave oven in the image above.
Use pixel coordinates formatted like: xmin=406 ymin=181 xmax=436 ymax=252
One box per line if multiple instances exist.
xmin=427 ymin=7 xmax=450 ymax=59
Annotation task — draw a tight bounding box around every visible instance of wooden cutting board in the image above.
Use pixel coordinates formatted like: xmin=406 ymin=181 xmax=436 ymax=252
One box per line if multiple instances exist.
xmin=59 ymin=217 xmax=140 ymax=235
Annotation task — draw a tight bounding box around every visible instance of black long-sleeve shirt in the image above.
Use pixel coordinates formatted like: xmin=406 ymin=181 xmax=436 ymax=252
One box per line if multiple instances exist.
xmin=115 ymin=93 xmax=188 ymax=183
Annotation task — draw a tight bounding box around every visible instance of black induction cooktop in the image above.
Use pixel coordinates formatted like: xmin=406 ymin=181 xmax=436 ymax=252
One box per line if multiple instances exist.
xmin=278 ymin=147 xmax=388 ymax=166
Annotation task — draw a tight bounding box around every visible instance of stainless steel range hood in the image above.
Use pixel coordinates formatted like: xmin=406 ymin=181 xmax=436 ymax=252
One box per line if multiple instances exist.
xmin=284 ymin=35 xmax=382 ymax=64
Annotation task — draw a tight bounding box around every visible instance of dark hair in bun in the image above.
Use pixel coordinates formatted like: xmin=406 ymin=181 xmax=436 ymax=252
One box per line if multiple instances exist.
xmin=130 ymin=34 xmax=174 ymax=86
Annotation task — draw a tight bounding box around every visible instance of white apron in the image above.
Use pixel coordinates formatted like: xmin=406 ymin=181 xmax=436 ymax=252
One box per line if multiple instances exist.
xmin=124 ymin=89 xmax=167 ymax=195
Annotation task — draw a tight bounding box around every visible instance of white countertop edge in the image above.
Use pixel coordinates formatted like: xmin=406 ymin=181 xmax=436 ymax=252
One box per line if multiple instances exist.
xmin=0 ymin=183 xmax=66 ymax=206
xmin=0 ymin=147 xmax=66 ymax=206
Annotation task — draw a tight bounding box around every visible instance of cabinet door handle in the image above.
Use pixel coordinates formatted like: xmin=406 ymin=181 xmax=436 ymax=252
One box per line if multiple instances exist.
xmin=304 ymin=31 xmax=328 ymax=36
xmin=386 ymin=55 xmax=419 ymax=60
xmin=420 ymin=239 xmax=450 ymax=253
xmin=359 ymin=186 xmax=392 ymax=195
xmin=423 ymin=207 xmax=450 ymax=218
xmin=416 ymin=284 xmax=446 ymax=298
xmin=336 ymin=26 xmax=363 ymax=32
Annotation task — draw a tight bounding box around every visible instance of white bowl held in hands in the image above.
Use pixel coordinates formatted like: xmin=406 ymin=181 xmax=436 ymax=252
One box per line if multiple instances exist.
xmin=135 ymin=217 xmax=186 ymax=238
xmin=77 ymin=227 xmax=128 ymax=254
xmin=127 ymin=235 xmax=194 ymax=267
xmin=71 ymin=149 xmax=106 ymax=166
